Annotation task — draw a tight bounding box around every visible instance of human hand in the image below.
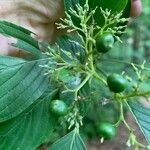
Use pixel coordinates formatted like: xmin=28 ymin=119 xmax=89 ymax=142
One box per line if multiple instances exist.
xmin=130 ymin=0 xmax=142 ymax=17
xmin=0 ymin=0 xmax=142 ymax=56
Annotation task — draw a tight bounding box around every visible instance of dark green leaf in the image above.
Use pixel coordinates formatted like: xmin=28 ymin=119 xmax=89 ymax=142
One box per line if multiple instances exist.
xmin=89 ymin=0 xmax=128 ymax=26
xmin=122 ymin=0 xmax=131 ymax=18
xmin=0 ymin=56 xmax=50 ymax=122
xmin=48 ymin=129 xmax=87 ymax=150
xmin=64 ymin=0 xmax=130 ymax=27
xmin=59 ymin=91 xmax=75 ymax=106
xmin=127 ymin=101 xmax=150 ymax=144
xmin=0 ymin=21 xmax=41 ymax=58
xmin=0 ymin=88 xmax=57 ymax=150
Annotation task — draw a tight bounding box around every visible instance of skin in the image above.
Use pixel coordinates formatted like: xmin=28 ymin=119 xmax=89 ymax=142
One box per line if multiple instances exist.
xmin=0 ymin=0 xmax=63 ymax=56
xmin=0 ymin=0 xmax=142 ymax=55
xmin=130 ymin=0 xmax=142 ymax=17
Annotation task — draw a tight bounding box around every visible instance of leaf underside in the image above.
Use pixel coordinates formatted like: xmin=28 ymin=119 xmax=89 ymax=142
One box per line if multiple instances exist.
xmin=0 ymin=88 xmax=57 ymax=150
xmin=0 ymin=56 xmax=50 ymax=122
xmin=127 ymin=101 xmax=150 ymax=144
xmin=0 ymin=21 xmax=41 ymax=58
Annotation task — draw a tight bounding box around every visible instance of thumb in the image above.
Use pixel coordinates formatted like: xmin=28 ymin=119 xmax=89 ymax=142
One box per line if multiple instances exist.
xmin=130 ymin=0 xmax=142 ymax=17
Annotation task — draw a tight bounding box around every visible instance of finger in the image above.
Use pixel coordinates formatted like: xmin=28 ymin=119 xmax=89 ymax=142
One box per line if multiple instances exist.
xmin=130 ymin=0 xmax=142 ymax=17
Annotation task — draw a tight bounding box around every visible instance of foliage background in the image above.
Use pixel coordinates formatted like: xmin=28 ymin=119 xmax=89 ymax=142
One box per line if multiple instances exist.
xmin=45 ymin=0 xmax=150 ymax=149
xmin=0 ymin=0 xmax=149 ymax=150
xmin=38 ymin=1 xmax=150 ymax=149
xmin=12 ymin=0 xmax=150 ymax=149
xmin=83 ymin=0 xmax=150 ymax=149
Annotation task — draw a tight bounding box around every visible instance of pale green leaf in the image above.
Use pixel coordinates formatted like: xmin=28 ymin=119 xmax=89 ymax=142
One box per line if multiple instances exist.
xmin=0 ymin=21 xmax=41 ymax=58
xmin=0 ymin=56 xmax=25 ymax=70
xmin=48 ymin=129 xmax=87 ymax=150
xmin=0 ymin=56 xmax=50 ymax=122
xmin=0 ymin=87 xmax=58 ymax=150
xmin=127 ymin=101 xmax=150 ymax=144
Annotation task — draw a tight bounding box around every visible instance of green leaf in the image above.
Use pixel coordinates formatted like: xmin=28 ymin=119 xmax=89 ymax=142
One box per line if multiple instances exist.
xmin=56 ymin=33 xmax=85 ymax=64
xmin=122 ymin=0 xmax=131 ymax=18
xmin=92 ymin=0 xmax=130 ymax=26
xmin=0 ymin=56 xmax=26 ymax=70
xmin=0 ymin=56 xmax=50 ymax=122
xmin=0 ymin=21 xmax=41 ymax=58
xmin=63 ymin=0 xmax=80 ymax=10
xmin=0 ymin=87 xmax=58 ymax=150
xmin=58 ymin=69 xmax=81 ymax=90
xmin=64 ymin=0 xmax=130 ymax=27
xmin=59 ymin=91 xmax=75 ymax=105
xmin=127 ymin=101 xmax=150 ymax=144
xmin=48 ymin=129 xmax=87 ymax=150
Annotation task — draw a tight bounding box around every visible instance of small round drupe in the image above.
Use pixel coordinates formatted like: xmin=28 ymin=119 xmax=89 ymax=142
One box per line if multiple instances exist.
xmin=107 ymin=73 xmax=127 ymax=93
xmin=96 ymin=122 xmax=116 ymax=140
xmin=49 ymin=100 xmax=68 ymax=116
xmin=96 ymin=33 xmax=114 ymax=53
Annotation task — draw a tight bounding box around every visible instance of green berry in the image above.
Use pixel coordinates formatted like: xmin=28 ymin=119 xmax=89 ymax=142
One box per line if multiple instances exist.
xmin=96 ymin=33 xmax=114 ymax=53
xmin=49 ymin=100 xmax=68 ymax=116
xmin=96 ymin=122 xmax=116 ymax=140
xmin=107 ymin=73 xmax=127 ymax=93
